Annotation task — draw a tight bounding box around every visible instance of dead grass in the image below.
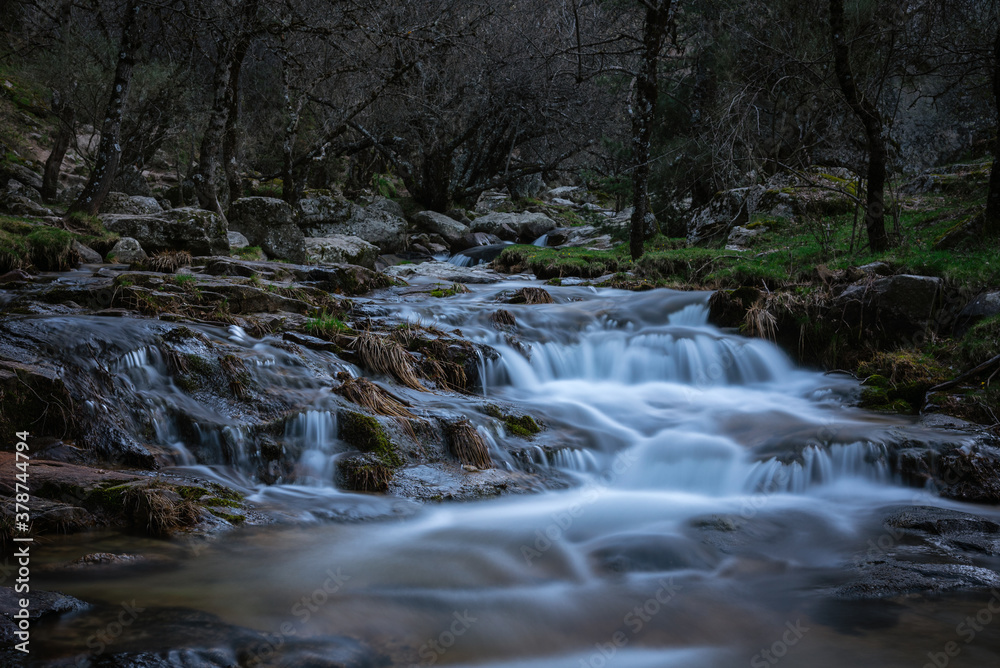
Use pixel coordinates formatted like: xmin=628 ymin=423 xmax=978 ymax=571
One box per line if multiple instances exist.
xmin=507 ymin=287 xmax=554 ymax=304
xmin=445 ymin=419 xmax=492 ymax=469
xmin=140 ymin=250 xmax=192 ymax=273
xmin=352 ymin=331 xmax=424 ymax=390
xmin=490 ymin=309 xmax=517 ymax=330
xmin=123 ymin=483 xmax=202 ymax=537
xmin=338 ymin=453 xmax=394 ymax=492
xmin=334 ymin=374 xmax=415 ymax=418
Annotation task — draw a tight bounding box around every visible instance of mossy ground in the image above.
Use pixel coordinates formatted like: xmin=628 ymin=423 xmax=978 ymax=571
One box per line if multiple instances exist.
xmin=339 ymin=411 xmax=404 ymax=468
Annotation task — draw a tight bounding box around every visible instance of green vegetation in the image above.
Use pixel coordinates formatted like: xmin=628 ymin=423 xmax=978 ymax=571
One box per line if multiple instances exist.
xmin=233 ymin=245 xmax=264 ymax=260
xmin=305 ymin=309 xmax=350 ymax=335
xmin=339 ymin=411 xmax=403 ymax=468
xmin=485 ymin=405 xmax=541 ymax=438
xmin=430 ymin=282 xmax=469 ymax=298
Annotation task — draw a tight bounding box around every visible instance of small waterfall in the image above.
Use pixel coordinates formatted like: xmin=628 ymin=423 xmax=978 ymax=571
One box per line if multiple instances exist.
xmin=532 ymin=234 xmax=549 ymax=247
xmin=743 ymin=441 xmax=891 ymax=494
xmin=284 ymin=410 xmax=341 ymax=485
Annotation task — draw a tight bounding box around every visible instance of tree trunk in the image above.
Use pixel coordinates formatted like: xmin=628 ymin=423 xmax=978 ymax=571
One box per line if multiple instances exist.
xmin=829 ymin=0 xmax=890 ymax=252
xmin=66 ymin=1 xmax=142 ymax=218
xmin=41 ymin=93 xmax=74 ymax=203
xmin=195 ymin=52 xmax=231 ymax=218
xmin=985 ymin=23 xmax=1000 ymax=236
xmin=629 ymin=1 xmax=673 ymax=261
xmin=222 ymin=54 xmax=245 ymax=204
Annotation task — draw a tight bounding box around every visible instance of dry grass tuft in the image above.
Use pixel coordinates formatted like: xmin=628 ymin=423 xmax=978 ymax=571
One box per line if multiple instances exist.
xmin=334 ymin=374 xmax=415 ymax=419
xmin=123 ymin=483 xmax=202 ymax=537
xmin=338 ymin=454 xmax=394 ymax=492
xmin=507 ymin=287 xmax=554 ymax=305
xmin=141 ymin=250 xmax=192 ymax=273
xmin=744 ymin=302 xmax=777 ymax=341
xmin=490 ymin=309 xmax=517 ymax=329
xmin=352 ymin=332 xmax=424 ymax=390
xmin=445 ymin=419 xmax=492 ymax=469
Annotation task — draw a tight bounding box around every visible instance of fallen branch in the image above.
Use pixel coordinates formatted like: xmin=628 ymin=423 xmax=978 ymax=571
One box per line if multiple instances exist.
xmin=928 ymin=354 xmax=1000 ymax=393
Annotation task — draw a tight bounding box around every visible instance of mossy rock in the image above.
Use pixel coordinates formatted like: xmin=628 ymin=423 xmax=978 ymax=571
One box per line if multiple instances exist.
xmin=338 ymin=453 xmax=394 ymax=492
xmin=339 ymin=411 xmax=403 ymax=467
xmin=485 ymin=405 xmax=541 ymax=438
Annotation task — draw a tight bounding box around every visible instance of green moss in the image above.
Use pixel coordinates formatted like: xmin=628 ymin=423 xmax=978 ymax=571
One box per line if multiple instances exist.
xmin=233 ymin=245 xmax=264 ymax=260
xmin=174 ymin=485 xmax=209 ymax=501
xmin=960 ymin=315 xmax=1000 ymax=366
xmin=204 ymin=496 xmax=241 ymax=509
xmin=208 ymin=509 xmax=245 ymax=524
xmin=485 ymin=405 xmax=541 ymax=437
xmin=339 ymin=411 xmax=403 ymax=467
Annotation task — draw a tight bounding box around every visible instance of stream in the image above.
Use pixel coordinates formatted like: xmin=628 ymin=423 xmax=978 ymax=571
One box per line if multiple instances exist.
xmin=22 ymin=275 xmax=1000 ymax=667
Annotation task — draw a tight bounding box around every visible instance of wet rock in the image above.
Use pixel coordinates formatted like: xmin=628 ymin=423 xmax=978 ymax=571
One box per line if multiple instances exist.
xmin=0 ymin=268 xmax=33 ymax=284
xmin=101 ymin=208 xmax=229 ymax=256
xmin=0 ymin=586 xmax=88 ymax=645
xmin=228 ymin=196 xmax=305 ymax=263
xmin=71 ymin=240 xmax=102 ymax=264
xmin=304 ymin=235 xmax=379 ymax=269
xmin=453 ymin=231 xmax=502 ymax=251
xmin=0 ymin=360 xmax=75 ymax=437
xmin=100 ymin=191 xmax=163 ymax=215
xmin=385 ymin=260 xmax=506 ymax=284
xmin=471 ymin=211 xmax=556 ymax=243
xmin=588 ymin=533 xmax=720 ymax=574
xmin=199 ymin=257 xmax=392 ymax=296
xmin=108 ymin=237 xmax=148 ymax=263
xmin=413 ymin=210 xmax=471 ymax=248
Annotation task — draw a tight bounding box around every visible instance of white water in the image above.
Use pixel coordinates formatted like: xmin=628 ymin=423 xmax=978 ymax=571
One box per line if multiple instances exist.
xmin=35 ymin=282 xmax=1000 ymax=667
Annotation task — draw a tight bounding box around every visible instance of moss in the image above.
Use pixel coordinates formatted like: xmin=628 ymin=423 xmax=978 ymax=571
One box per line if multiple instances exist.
xmin=960 ymin=315 xmax=1000 ymax=366
xmin=339 ymin=411 xmax=403 ymax=467
xmin=338 ymin=454 xmax=395 ymax=492
xmin=174 ymin=485 xmax=209 ymax=502
xmin=485 ymin=405 xmax=541 ymax=437
xmin=25 ymin=226 xmax=75 ymax=270
xmin=203 ymin=496 xmax=241 ymax=509
xmin=208 ymin=509 xmax=245 ymax=524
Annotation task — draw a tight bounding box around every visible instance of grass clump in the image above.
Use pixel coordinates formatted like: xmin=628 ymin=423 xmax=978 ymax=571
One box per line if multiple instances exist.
xmin=338 ymin=453 xmax=394 ymax=492
xmin=960 ymin=316 xmax=1000 ymax=366
xmin=445 ymin=418 xmax=492 ymax=469
xmin=334 ymin=373 xmax=414 ymax=419
xmin=233 ymin=245 xmax=264 ymax=260
xmin=430 ymin=282 xmax=470 ymax=298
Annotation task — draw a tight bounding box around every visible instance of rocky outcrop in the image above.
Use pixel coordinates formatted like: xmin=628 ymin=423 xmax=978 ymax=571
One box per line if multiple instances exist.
xmin=304 ymin=235 xmax=379 ymax=269
xmin=687 ymin=187 xmax=762 ymax=247
xmin=100 ymin=191 xmax=163 ymax=215
xmin=297 ymin=195 xmax=407 ymax=253
xmin=413 ymin=210 xmax=471 ymax=248
xmin=471 ymin=211 xmax=556 ymax=243
xmin=71 ymin=240 xmax=102 ymax=264
xmin=227 ymin=230 xmax=250 ymax=249
xmin=228 ymin=196 xmax=305 ymax=263
xmin=101 ymin=208 xmax=230 ymax=256
xmin=955 ymin=290 xmax=1000 ymax=336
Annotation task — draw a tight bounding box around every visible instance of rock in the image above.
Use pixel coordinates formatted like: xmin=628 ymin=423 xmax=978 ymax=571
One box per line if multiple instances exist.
xmin=858 ymin=261 xmax=892 ymax=276
xmin=227 ymin=230 xmax=250 ymax=249
xmin=726 ymin=225 xmax=767 ymax=249
xmin=0 ymin=586 xmax=88 ymax=644
xmin=0 ymin=162 xmax=43 ymax=191
xmin=471 ymin=211 xmax=557 ymax=243
xmin=453 ymin=231 xmax=503 ymax=252
xmin=385 ymin=260 xmax=506 ymax=284
xmin=297 ymin=195 xmax=407 ymax=253
xmin=546 ymin=229 xmax=571 ymax=246
xmin=446 ymin=208 xmax=473 ymax=225
xmin=836 ymin=274 xmax=944 ymax=340
xmin=304 ymin=236 xmax=379 ymax=269
xmin=228 ymin=196 xmax=304 ymax=263
xmin=200 ymin=257 xmax=392 ymax=296
xmin=449 ymin=243 xmax=510 ymax=267
xmin=509 ymin=173 xmax=546 ymax=199
xmin=955 ymin=290 xmax=1000 ymax=336
xmin=111 ymin=164 xmax=154 ymax=197
xmin=687 ymin=187 xmax=762 ymax=247
xmin=71 ymin=240 xmax=102 ymax=264
xmin=475 ymin=189 xmax=512 ymax=213
xmin=0 ymin=190 xmax=53 ymax=216
xmin=4 ymin=178 xmax=41 ymax=202
xmin=101 ymin=208 xmax=229 ymax=256
xmin=368 ymin=196 xmax=405 ymax=219
xmin=108 ymin=237 xmax=148 ymax=263
xmin=100 ymin=191 xmax=163 ymax=215
xmin=413 ymin=210 xmax=471 ymax=248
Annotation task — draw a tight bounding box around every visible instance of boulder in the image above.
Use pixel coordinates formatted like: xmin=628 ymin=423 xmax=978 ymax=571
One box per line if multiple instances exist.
xmin=446 ymin=208 xmax=473 ymax=225
xmin=5 ymin=178 xmax=41 ymax=202
xmin=0 ymin=162 xmax=43 ymax=191
xmin=297 ymin=196 xmax=407 ymax=253
xmin=71 ymin=240 xmax=102 ymax=264
xmin=413 ymin=210 xmax=471 ymax=248
xmin=0 ymin=190 xmax=52 ymax=217
xmin=101 ymin=207 xmax=229 ymax=256
xmin=726 ymin=225 xmax=767 ymax=250
xmin=228 ymin=197 xmax=304 ymax=263
xmin=100 ymin=191 xmax=163 ymax=215
xmin=955 ymin=291 xmax=1000 ymax=336
xmin=454 ymin=232 xmax=503 ymax=251
xmin=471 ymin=211 xmax=557 ymax=244
xmin=836 ymin=274 xmax=944 ymax=340
xmin=304 ymin=236 xmax=379 ymax=269
xmin=368 ymin=196 xmax=405 ymax=219
xmin=687 ymin=187 xmax=762 ymax=247
xmin=107 ymin=237 xmax=148 ymax=264
xmin=227 ymin=230 xmax=250 ymax=249
xmin=475 ymin=189 xmax=512 ymax=213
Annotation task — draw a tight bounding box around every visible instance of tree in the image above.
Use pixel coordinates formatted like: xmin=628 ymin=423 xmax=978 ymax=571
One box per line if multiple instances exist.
xmin=828 ymin=0 xmax=890 ymax=252
xmin=987 ymin=20 xmax=1000 ymax=235
xmin=66 ymin=0 xmax=144 ymax=219
xmin=628 ymin=0 xmax=674 ymax=260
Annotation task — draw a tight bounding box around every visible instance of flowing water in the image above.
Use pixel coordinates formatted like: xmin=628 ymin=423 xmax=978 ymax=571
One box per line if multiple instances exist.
xmin=27 ymin=277 xmax=1000 ymax=666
